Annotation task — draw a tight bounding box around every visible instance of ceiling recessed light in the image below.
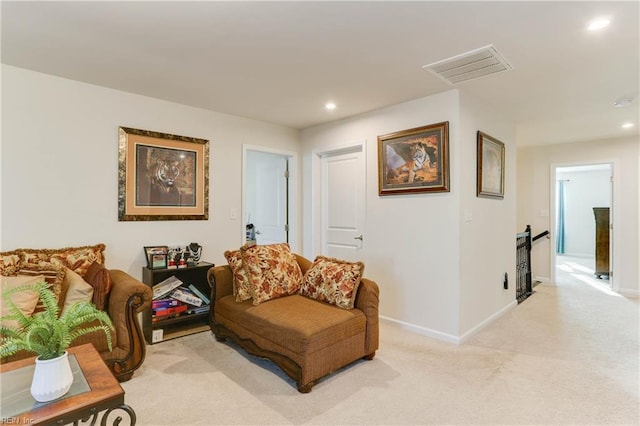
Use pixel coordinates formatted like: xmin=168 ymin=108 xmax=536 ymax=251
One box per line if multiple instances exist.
xmin=621 ymin=122 xmax=634 ymax=129
xmin=325 ymin=102 xmax=336 ymax=110
xmin=587 ymin=18 xmax=610 ymax=31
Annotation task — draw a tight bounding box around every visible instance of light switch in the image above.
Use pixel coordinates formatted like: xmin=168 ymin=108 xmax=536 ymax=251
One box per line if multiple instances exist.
xmin=229 ymin=208 xmax=237 ymax=220
xmin=464 ymin=210 xmax=473 ymax=222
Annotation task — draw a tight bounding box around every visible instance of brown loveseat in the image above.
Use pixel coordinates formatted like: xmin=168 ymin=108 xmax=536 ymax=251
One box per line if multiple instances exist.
xmin=208 ymin=253 xmax=379 ymax=393
xmin=1 ymin=245 xmax=152 ymax=382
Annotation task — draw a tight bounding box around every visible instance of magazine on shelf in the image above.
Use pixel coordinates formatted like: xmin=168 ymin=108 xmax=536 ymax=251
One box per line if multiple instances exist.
xmin=171 ymin=287 xmax=203 ymax=307
xmin=187 ymin=284 xmax=211 ymax=305
xmin=152 ymin=276 xmax=183 ymax=300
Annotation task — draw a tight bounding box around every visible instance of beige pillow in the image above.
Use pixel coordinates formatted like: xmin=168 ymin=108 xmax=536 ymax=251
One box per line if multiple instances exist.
xmin=60 ymin=268 xmax=94 ymax=316
xmin=0 ymin=274 xmax=44 ymax=328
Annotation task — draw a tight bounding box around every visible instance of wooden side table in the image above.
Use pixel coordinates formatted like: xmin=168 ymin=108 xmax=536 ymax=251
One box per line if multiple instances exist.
xmin=0 ymin=344 xmax=136 ymax=425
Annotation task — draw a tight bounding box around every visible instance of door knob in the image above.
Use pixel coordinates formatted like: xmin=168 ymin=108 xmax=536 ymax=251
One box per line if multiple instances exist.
xmin=354 ymin=235 xmax=363 ymax=241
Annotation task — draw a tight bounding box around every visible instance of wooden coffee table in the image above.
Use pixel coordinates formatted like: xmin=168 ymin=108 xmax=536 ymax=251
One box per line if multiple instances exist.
xmin=1 ymin=343 xmax=136 ymax=425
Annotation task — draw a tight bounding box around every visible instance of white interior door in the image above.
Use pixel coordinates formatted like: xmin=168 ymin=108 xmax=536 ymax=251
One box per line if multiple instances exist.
xmin=247 ymin=151 xmax=288 ymax=245
xmin=321 ymin=146 xmax=365 ymax=260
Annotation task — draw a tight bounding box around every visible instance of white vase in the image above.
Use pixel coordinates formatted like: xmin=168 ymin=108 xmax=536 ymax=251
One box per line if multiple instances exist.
xmin=30 ymin=351 xmax=73 ymax=402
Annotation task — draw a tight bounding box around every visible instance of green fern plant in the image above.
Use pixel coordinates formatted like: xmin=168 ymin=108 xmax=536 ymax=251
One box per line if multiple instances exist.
xmin=0 ymin=281 xmax=114 ymax=360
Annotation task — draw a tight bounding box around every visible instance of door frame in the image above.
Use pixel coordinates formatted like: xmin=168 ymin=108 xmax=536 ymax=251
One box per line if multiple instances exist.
xmin=311 ymin=140 xmax=366 ymax=257
xmin=242 ymin=145 xmax=299 ymax=252
xmin=549 ymin=160 xmax=618 ymax=291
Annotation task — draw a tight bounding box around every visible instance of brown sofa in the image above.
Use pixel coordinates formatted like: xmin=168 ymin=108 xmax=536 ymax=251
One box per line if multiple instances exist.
xmin=208 ymin=254 xmax=379 ymax=393
xmin=1 ymin=245 xmax=152 ymax=382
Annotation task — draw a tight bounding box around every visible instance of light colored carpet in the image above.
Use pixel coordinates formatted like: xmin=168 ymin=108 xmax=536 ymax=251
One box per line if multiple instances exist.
xmin=122 ymin=270 xmax=639 ymax=425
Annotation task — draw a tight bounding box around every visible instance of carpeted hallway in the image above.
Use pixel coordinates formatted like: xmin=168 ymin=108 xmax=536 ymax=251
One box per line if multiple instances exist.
xmin=122 ymin=267 xmax=639 ymax=425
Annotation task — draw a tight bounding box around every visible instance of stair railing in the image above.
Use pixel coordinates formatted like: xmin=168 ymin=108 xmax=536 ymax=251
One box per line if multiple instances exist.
xmin=516 ymin=225 xmax=549 ymax=303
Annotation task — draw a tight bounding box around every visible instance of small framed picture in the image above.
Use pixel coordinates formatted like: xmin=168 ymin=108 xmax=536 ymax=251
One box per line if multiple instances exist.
xmin=476 ymin=131 xmax=505 ymax=199
xmin=144 ymin=246 xmax=169 ymax=269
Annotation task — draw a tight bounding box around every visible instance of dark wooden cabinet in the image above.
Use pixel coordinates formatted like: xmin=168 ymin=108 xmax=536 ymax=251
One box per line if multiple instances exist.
xmin=593 ymin=207 xmax=610 ymax=279
xmin=142 ymin=262 xmax=213 ymax=344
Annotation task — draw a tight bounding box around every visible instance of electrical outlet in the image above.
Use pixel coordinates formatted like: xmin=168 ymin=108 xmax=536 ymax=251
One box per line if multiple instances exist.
xmin=152 ymin=329 xmax=164 ymax=343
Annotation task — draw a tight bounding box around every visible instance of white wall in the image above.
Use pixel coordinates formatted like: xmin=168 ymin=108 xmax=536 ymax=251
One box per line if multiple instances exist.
xmin=517 ymin=136 xmax=639 ymax=295
xmin=458 ymin=91 xmax=517 ymax=337
xmin=301 ymin=90 xmax=517 ymax=340
xmin=556 ymin=168 xmax=611 ymax=257
xmin=1 ymin=65 xmax=301 ymax=279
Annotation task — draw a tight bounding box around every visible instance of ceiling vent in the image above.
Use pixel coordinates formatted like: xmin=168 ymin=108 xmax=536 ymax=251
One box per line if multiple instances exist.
xmin=422 ymin=45 xmax=513 ymax=84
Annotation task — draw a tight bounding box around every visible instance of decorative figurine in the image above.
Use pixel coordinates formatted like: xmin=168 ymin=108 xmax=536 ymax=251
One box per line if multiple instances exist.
xmin=188 ymin=243 xmax=202 ymax=264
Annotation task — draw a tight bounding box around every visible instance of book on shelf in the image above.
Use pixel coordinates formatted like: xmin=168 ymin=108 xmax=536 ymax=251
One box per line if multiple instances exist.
xmin=186 ymin=305 xmax=210 ymax=315
xmin=153 ymin=304 xmax=188 ymax=319
xmin=171 ymin=286 xmax=203 ymax=307
xmin=188 ymin=284 xmax=211 ymax=305
xmin=152 ymin=276 xmax=183 ymax=300
xmin=152 ymin=312 xmax=182 ymax=323
xmin=152 ymin=298 xmax=183 ymax=310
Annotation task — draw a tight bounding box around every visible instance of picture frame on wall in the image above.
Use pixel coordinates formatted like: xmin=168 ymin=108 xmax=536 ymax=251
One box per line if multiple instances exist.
xmin=477 ymin=131 xmax=505 ymax=199
xmin=377 ymin=121 xmax=450 ymax=195
xmin=144 ymin=246 xmax=169 ymax=269
xmin=118 ymin=127 xmax=210 ymax=221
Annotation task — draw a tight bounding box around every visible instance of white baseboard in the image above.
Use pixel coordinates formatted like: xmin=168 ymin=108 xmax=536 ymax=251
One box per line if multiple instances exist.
xmin=379 ymin=316 xmax=460 ymax=344
xmin=458 ymin=300 xmax=517 ymax=344
xmin=618 ymin=288 xmax=640 ymax=298
xmin=380 ymin=300 xmax=518 ymax=345
xmin=534 ymin=276 xmax=550 ymax=283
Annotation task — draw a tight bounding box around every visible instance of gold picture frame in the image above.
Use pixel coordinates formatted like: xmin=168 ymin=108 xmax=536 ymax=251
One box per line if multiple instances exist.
xmin=477 ymin=131 xmax=505 ymax=199
xmin=378 ymin=121 xmax=449 ymax=195
xmin=118 ymin=127 xmax=209 ymax=221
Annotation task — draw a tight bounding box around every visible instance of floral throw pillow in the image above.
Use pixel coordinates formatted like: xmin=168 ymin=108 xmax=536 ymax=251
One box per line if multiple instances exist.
xmin=241 ymin=243 xmax=302 ymax=305
xmin=20 ymin=244 xmax=106 ymax=276
xmin=300 ymin=256 xmax=365 ymax=309
xmin=224 ymin=249 xmax=252 ymax=302
xmin=0 ymin=251 xmax=22 ymax=276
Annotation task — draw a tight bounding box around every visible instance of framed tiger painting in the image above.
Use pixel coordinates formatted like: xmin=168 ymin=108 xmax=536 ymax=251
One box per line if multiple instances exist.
xmin=118 ymin=126 xmax=210 ymax=221
xmin=377 ymin=121 xmax=450 ymax=195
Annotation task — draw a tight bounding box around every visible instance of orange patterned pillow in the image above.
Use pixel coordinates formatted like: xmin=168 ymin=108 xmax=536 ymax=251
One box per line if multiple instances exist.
xmin=224 ymin=249 xmax=252 ymax=302
xmin=0 ymin=251 xmax=23 ymax=276
xmin=300 ymin=256 xmax=364 ymax=309
xmin=20 ymin=244 xmax=106 ymax=276
xmin=17 ymin=265 xmax=68 ymax=313
xmin=241 ymin=243 xmax=302 ymax=306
